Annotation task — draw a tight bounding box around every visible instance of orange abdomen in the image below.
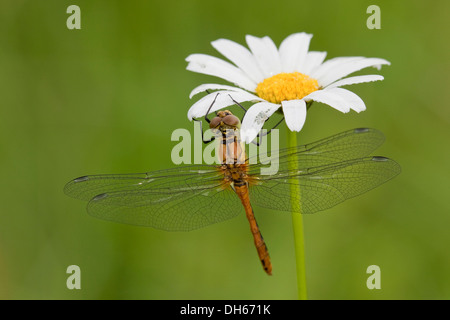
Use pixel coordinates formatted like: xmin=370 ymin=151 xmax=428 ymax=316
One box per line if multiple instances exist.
xmin=234 ymin=184 xmax=272 ymax=275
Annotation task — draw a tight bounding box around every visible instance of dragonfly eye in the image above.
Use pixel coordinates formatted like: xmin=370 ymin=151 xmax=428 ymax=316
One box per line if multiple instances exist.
xmin=209 ymin=116 xmax=222 ymax=129
xmin=222 ymin=114 xmax=240 ymax=127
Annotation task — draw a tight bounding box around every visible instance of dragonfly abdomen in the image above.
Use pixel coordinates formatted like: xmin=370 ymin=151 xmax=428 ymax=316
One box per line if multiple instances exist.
xmin=234 ymin=183 xmax=272 ymax=276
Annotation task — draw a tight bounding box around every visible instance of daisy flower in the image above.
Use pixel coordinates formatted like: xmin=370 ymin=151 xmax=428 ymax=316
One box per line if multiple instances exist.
xmin=186 ymin=32 xmax=390 ymax=143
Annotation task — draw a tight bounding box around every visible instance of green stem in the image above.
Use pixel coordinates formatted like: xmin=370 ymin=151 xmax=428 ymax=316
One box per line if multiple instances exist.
xmin=287 ymin=128 xmax=307 ymax=300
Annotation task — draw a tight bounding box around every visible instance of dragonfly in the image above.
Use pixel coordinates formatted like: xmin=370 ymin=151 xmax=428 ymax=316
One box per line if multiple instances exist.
xmin=64 ymin=111 xmax=400 ymax=276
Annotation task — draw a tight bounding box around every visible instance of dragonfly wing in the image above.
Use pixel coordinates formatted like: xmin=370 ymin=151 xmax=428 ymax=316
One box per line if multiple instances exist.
xmin=249 ymin=156 xmax=401 ymax=214
xmin=64 ymin=165 xmax=221 ymax=201
xmin=247 ymin=128 xmax=386 ymax=175
xmin=86 ymin=182 xmax=243 ymax=231
xmin=65 ymin=165 xmax=244 ymax=230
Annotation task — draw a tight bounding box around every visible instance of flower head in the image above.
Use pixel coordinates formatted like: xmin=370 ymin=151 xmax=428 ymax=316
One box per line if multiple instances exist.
xmin=186 ymin=32 xmax=390 ymax=143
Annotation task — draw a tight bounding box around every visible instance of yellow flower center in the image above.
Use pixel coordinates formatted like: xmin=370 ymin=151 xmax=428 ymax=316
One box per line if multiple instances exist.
xmin=255 ymin=72 xmax=319 ymax=104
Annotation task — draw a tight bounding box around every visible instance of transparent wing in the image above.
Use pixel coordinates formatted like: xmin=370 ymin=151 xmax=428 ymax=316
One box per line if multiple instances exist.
xmin=64 ymin=128 xmax=382 ymax=201
xmin=64 ymin=165 xmax=244 ymax=231
xmin=64 ymin=128 xmax=395 ymax=229
xmin=64 ymin=165 xmax=222 ymax=201
xmin=86 ymin=182 xmax=243 ymax=231
xmin=246 ymin=128 xmax=385 ymax=176
xmin=249 ymin=156 xmax=401 ymax=214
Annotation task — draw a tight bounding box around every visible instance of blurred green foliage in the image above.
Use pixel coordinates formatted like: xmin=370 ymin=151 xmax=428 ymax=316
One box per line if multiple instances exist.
xmin=0 ymin=0 xmax=449 ymax=299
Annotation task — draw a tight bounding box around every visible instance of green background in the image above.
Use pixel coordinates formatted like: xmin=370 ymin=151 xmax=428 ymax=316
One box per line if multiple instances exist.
xmin=0 ymin=0 xmax=448 ymax=299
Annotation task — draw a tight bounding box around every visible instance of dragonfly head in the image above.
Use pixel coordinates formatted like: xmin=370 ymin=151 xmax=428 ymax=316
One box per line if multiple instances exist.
xmin=209 ymin=110 xmax=241 ymax=132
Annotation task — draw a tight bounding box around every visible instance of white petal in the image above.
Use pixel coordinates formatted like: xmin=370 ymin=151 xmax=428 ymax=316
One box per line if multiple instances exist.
xmin=187 ymin=90 xmax=263 ymax=120
xmin=325 ymin=75 xmax=384 ymax=89
xmin=325 ymin=88 xmax=366 ymax=112
xmin=211 ymin=38 xmax=265 ymax=84
xmin=304 ymin=89 xmax=351 ymax=113
xmin=310 ymin=56 xmax=364 ymax=80
xmin=240 ymin=102 xmax=280 ymax=143
xmin=186 ymin=54 xmax=257 ymax=92
xmin=189 ymin=83 xmax=250 ymax=99
xmin=317 ymin=57 xmax=390 ymax=87
xmin=278 ymin=32 xmax=313 ymax=72
xmin=300 ymin=51 xmax=327 ymax=75
xmin=281 ymin=100 xmax=307 ymax=132
xmin=245 ymin=35 xmax=282 ymax=78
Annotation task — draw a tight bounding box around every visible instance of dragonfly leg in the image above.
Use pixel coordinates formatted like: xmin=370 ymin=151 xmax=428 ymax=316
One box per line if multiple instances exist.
xmin=192 ymin=118 xmax=215 ymax=144
xmin=192 ymin=91 xmax=221 ymax=144
xmin=193 ymin=91 xmax=220 ymax=124
xmin=251 ymin=116 xmax=285 ymax=146
xmin=227 ymin=94 xmax=285 ymax=146
xmin=227 ymin=94 xmax=248 ymax=114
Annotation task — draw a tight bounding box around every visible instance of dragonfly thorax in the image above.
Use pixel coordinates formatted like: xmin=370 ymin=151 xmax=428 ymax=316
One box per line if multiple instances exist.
xmin=209 ymin=111 xmax=246 ymax=165
xmin=220 ymin=163 xmax=249 ymax=185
